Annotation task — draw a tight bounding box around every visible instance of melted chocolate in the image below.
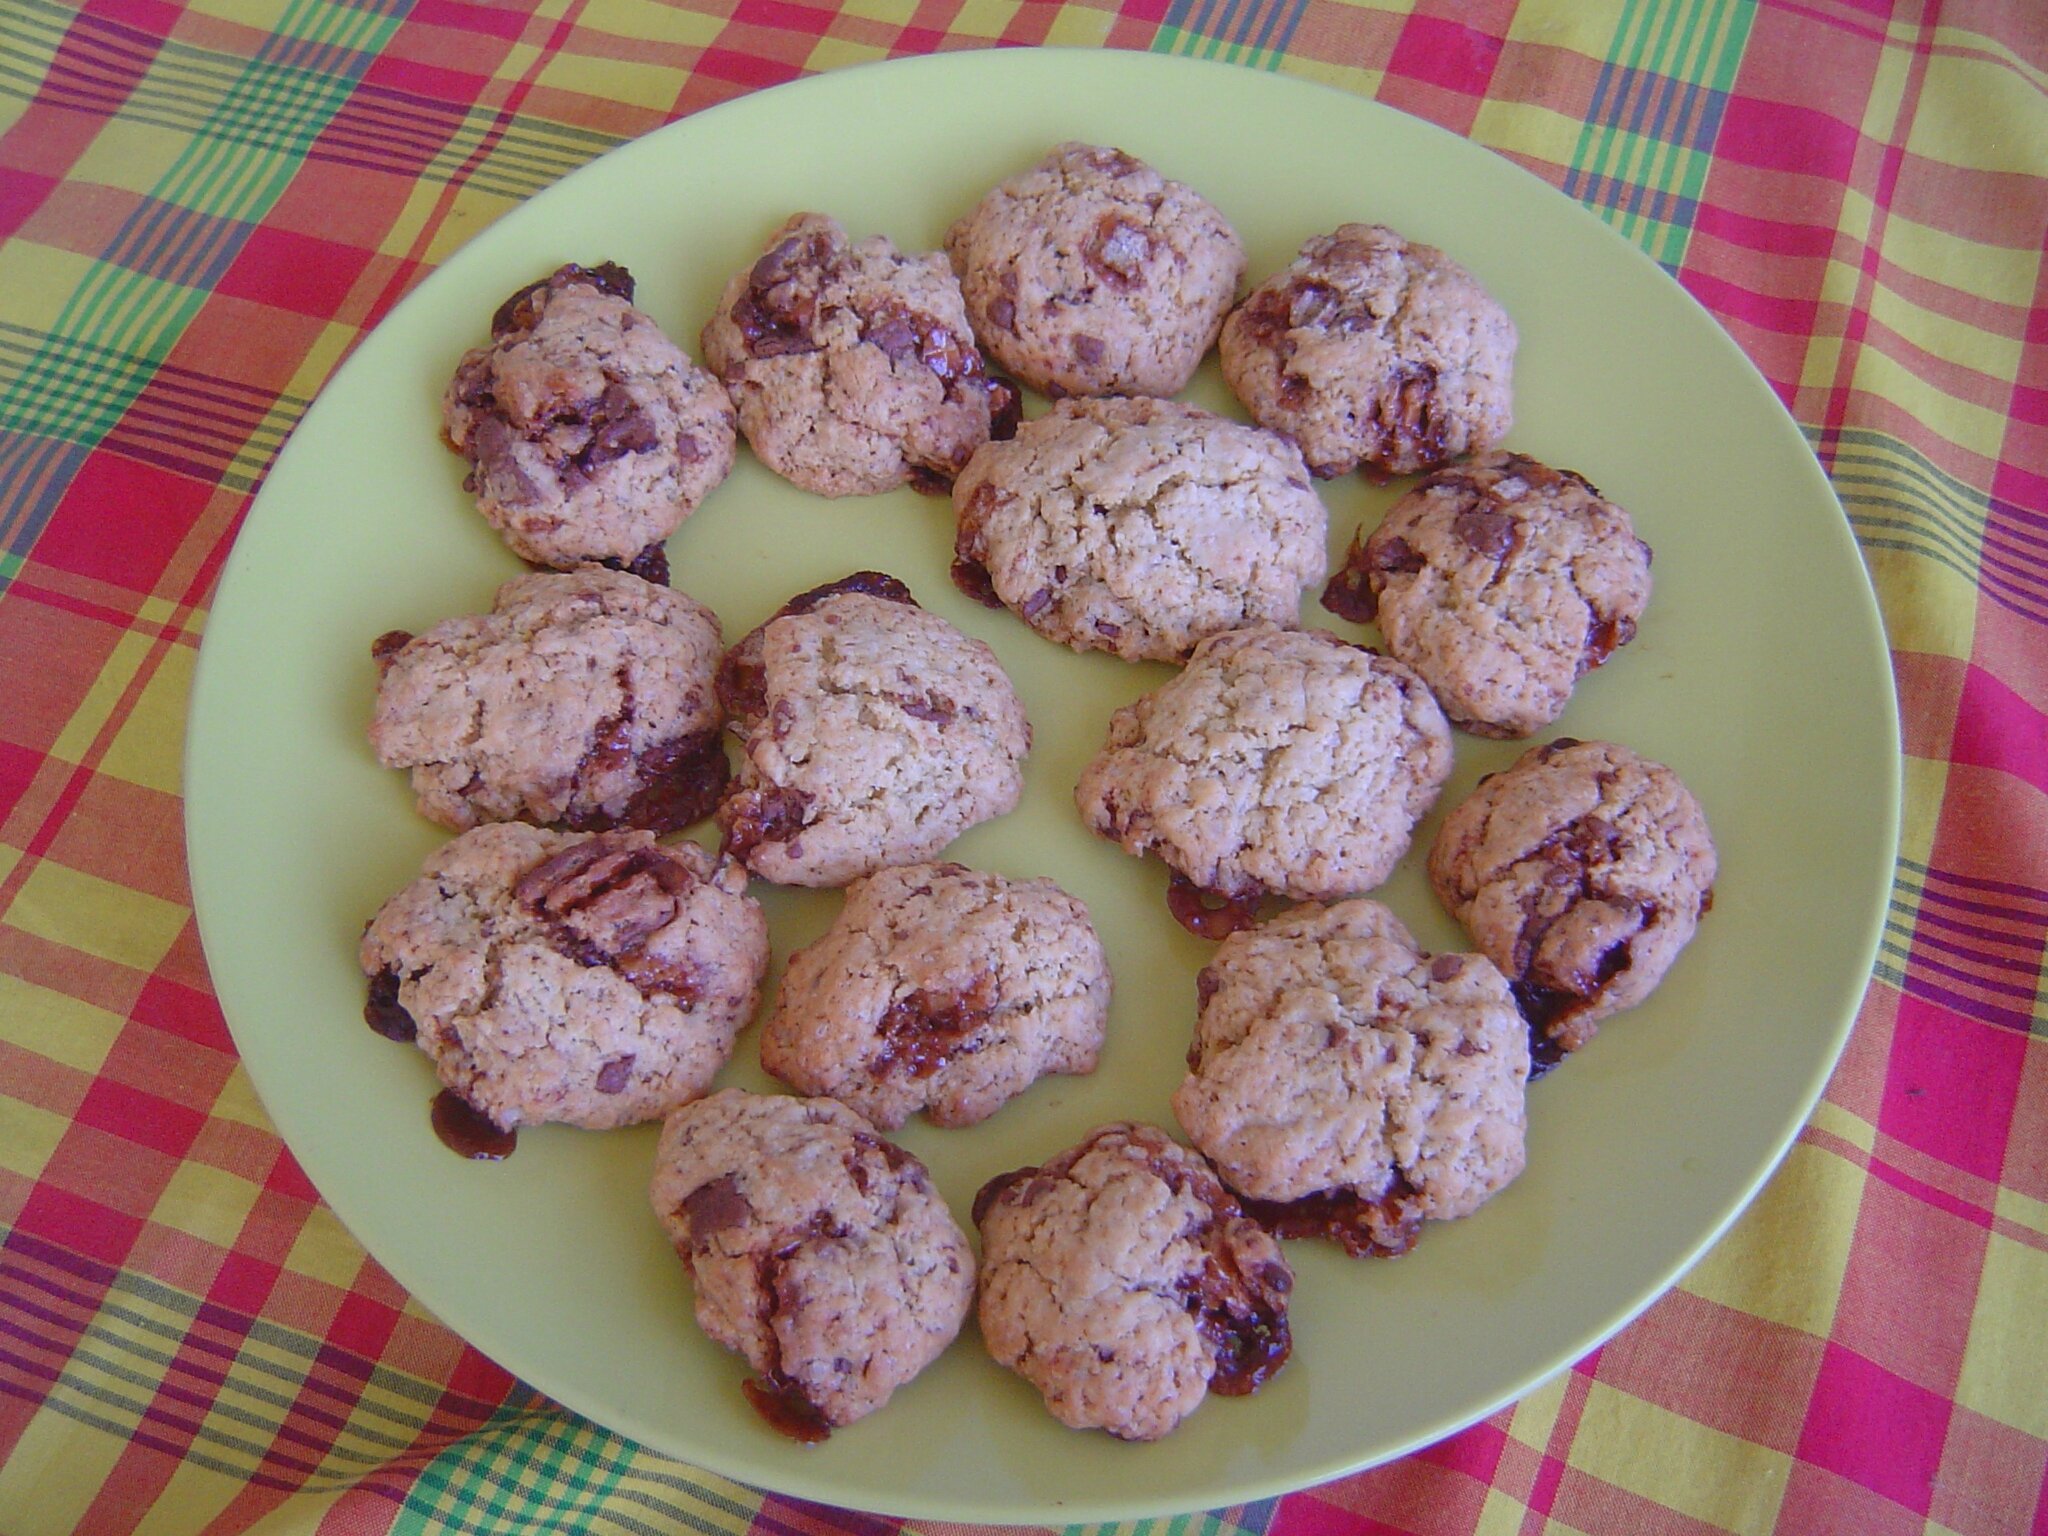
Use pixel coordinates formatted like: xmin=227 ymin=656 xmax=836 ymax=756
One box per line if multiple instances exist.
xmin=871 ymin=974 xmax=997 ymax=1081
xmin=1242 ymin=1179 xmax=1425 ymax=1260
xmin=1166 ymin=872 xmax=1264 ymax=940
xmin=741 ymin=1375 xmax=832 ymax=1444
xmin=431 ymin=1089 xmax=516 ymax=1160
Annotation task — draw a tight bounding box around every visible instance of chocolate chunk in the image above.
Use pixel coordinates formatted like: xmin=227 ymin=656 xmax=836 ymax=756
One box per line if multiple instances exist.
xmin=720 ymin=784 xmax=812 ymax=861
xmin=1454 ymin=503 xmax=1516 ymax=560
xmin=680 ymin=1172 xmax=753 ymax=1245
xmin=490 ymin=261 xmax=635 ymax=337
xmin=987 ymin=296 xmax=1017 ymax=331
xmin=1085 ymin=215 xmax=1154 ymax=289
xmin=870 ymin=972 xmax=998 ymax=1081
xmin=370 ymin=630 xmax=413 ymax=670
xmin=595 ymin=1054 xmax=635 ymax=1094
xmin=595 ymin=541 xmax=669 ymax=586
xmin=468 ymin=415 xmax=543 ymax=506
xmin=1429 ymin=954 xmax=1465 ymax=982
xmin=1320 ymin=565 xmax=1378 ymax=623
xmin=742 ymin=1375 xmax=832 ymax=1444
xmin=985 ymin=375 xmax=1022 ymax=440
xmin=514 ymin=835 xmax=695 ymax=987
xmin=364 ymin=967 xmax=417 ymax=1042
xmin=950 ymin=555 xmax=1002 ymax=609
xmin=611 ymin=730 xmax=730 ymax=833
xmin=1584 ymin=613 xmax=1637 ymax=669
xmin=1072 ymin=334 xmax=1106 ymax=367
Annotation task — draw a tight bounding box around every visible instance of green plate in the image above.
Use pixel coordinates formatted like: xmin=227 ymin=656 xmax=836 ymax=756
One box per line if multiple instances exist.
xmin=186 ymin=50 xmax=1899 ymax=1523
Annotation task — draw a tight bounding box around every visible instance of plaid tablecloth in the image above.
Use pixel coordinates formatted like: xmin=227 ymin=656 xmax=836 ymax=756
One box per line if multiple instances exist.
xmin=2 ymin=2 xmax=2044 ymax=1532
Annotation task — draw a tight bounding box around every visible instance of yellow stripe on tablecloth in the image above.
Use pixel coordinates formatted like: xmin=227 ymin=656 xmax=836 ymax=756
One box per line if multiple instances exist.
xmin=1906 ymin=52 xmax=2048 ymax=177
xmin=577 ymin=0 xmax=724 ymax=48
xmin=1849 ymin=340 xmax=2012 ymax=466
xmin=63 ymin=118 xmax=187 ymax=198
xmin=7 ymin=863 xmax=188 ymax=974
xmin=534 ymin=52 xmax=682 ymax=115
xmin=1882 ymin=211 xmax=2043 ymax=313
xmin=1571 ymin=1382 xmax=1793 ymax=1534
xmin=99 ymin=644 xmax=192 ymax=797
xmin=1469 ymin=99 xmax=1589 ymax=173
xmin=0 ymin=972 xmax=125 ymax=1077
xmin=1 ymin=1101 xmax=73 ymax=1185
xmin=1993 ymin=1186 xmax=2048 ymax=1240
xmin=150 ymin=1161 xmax=262 ymax=1254
xmin=1683 ymin=1141 xmax=1864 ymax=1341
xmin=1954 ymin=1233 xmax=2048 ymax=1439
xmin=4 ymin=1409 xmax=128 ymax=1536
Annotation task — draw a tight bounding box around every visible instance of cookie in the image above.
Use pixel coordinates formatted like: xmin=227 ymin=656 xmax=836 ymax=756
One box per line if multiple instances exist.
xmin=443 ymin=262 xmax=736 ymax=574
xmin=1173 ymin=899 xmax=1528 ymax=1258
xmin=1427 ymin=738 xmax=1717 ymax=1072
xmin=359 ymin=824 xmax=767 ymax=1138
xmin=368 ymin=569 xmax=728 ymax=833
xmin=1220 ymin=224 xmax=1515 ymax=478
xmin=1075 ymin=624 xmax=1453 ymax=937
xmin=1322 ymin=452 xmax=1652 ymax=737
xmin=973 ymin=1123 xmax=1291 ymax=1441
xmin=950 ymin=397 xmax=1326 ymax=662
xmin=699 ymin=214 xmax=1014 ymax=498
xmin=650 ymin=1089 xmax=974 ymax=1440
xmin=945 ymin=143 xmax=1246 ymax=399
xmin=715 ymin=574 xmax=1031 ymax=887
xmin=761 ymin=862 xmax=1110 ymax=1129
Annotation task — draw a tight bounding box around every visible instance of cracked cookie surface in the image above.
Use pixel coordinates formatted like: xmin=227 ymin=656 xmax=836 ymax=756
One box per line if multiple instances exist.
xmin=650 ymin=1089 xmax=974 ymax=1439
xmin=951 ymin=397 xmax=1326 ymax=662
xmin=1173 ymin=899 xmax=1528 ymax=1257
xmin=1220 ymin=224 xmax=1514 ymax=478
xmin=1427 ymin=738 xmax=1717 ymax=1070
xmin=715 ymin=575 xmax=1031 ymax=887
xmin=973 ymin=1122 xmax=1291 ymax=1442
xmin=369 ymin=569 xmax=728 ymax=833
xmin=443 ymin=262 xmax=735 ymax=570
xmin=358 ymin=824 xmax=767 ymax=1131
xmin=1323 ymin=452 xmax=1652 ymax=737
xmin=945 ymin=143 xmax=1246 ymax=399
xmin=761 ymin=861 xmax=1110 ymax=1128
xmin=1075 ymin=625 xmax=1452 ymax=917
xmin=701 ymin=214 xmax=1010 ymax=498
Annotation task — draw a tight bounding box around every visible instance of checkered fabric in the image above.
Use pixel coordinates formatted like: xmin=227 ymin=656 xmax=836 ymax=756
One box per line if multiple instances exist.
xmin=0 ymin=2 xmax=2043 ymax=1532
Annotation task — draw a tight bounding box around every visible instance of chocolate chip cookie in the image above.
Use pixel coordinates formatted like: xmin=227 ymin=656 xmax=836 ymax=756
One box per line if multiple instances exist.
xmin=1323 ymin=452 xmax=1653 ymax=737
xmin=950 ymin=396 xmax=1326 ymax=662
xmin=1220 ymin=224 xmax=1515 ymax=478
xmin=359 ymin=824 xmax=767 ymax=1137
xmin=1173 ymin=899 xmax=1528 ymax=1258
xmin=650 ymin=1089 xmax=974 ymax=1440
xmin=973 ymin=1123 xmax=1291 ymax=1441
xmin=1427 ymin=738 xmax=1717 ymax=1073
xmin=443 ymin=262 xmax=736 ymax=575
xmin=369 ymin=568 xmax=727 ymax=833
xmin=760 ymin=861 xmax=1110 ymax=1129
xmin=715 ymin=574 xmax=1031 ymax=887
xmin=1075 ymin=624 xmax=1453 ymax=937
xmin=700 ymin=213 xmax=1013 ymax=497
xmin=945 ymin=143 xmax=1246 ymax=399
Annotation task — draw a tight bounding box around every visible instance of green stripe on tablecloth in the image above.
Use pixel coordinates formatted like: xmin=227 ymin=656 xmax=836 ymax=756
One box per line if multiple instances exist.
xmin=1564 ymin=0 xmax=1756 ymax=268
xmin=1819 ymin=427 xmax=1997 ymax=579
xmin=0 ymin=0 xmax=614 ymax=203
xmin=0 ymin=0 xmax=405 ymax=554
xmin=1153 ymin=1 xmax=1306 ymax=73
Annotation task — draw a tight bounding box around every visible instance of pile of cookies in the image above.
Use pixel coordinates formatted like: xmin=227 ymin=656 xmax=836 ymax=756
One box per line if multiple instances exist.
xmin=355 ymin=142 xmax=1716 ymax=1445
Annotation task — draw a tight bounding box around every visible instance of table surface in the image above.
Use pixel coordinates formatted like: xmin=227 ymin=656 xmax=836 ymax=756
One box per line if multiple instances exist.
xmin=1 ymin=3 xmax=2043 ymax=1535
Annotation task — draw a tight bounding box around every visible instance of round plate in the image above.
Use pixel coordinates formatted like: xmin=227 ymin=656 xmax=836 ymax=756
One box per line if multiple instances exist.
xmin=186 ymin=49 xmax=1898 ymax=1523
